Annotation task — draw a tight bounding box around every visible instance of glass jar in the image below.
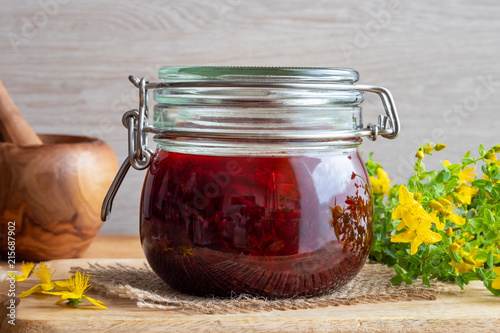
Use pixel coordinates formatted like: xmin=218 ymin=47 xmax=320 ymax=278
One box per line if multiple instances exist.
xmin=102 ymin=67 xmax=400 ymax=298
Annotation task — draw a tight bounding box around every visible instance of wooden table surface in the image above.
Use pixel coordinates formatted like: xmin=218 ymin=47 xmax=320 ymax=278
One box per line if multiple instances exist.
xmin=1 ymin=235 xmax=500 ymax=333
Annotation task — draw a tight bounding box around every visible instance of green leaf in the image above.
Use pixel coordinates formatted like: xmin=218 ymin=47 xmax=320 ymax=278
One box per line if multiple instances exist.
xmin=445 ymin=178 xmax=459 ymax=192
xmin=450 ymin=251 xmax=461 ymax=264
xmin=479 ymin=144 xmax=485 ymax=156
xmin=386 ymin=249 xmax=397 ymax=259
xmin=472 ymin=179 xmax=492 ymax=192
xmin=475 ymin=268 xmax=486 ymax=280
xmin=455 ymin=276 xmax=465 ymax=290
xmin=468 ymin=218 xmax=483 ymax=233
xmin=394 ymin=264 xmax=405 ymax=275
xmin=447 ymin=164 xmax=461 ymax=174
xmin=484 ymin=208 xmax=496 ymax=225
xmin=485 ymin=229 xmax=498 ymax=241
xmin=482 ymin=164 xmax=489 ymax=177
xmin=427 ymin=244 xmax=438 ymax=256
xmin=435 ymin=172 xmax=444 ymax=183
xmin=461 ymin=157 xmax=474 ymax=165
xmin=490 ymin=165 xmax=499 ymax=178
xmin=466 ymin=210 xmax=476 ymax=219
xmin=472 ymin=179 xmax=488 ymax=187
xmin=407 ymin=255 xmax=421 ymax=266
xmin=390 ymin=275 xmax=404 ymax=285
xmin=485 ymin=285 xmax=500 ymax=296
xmin=422 ymin=274 xmax=431 ymax=287
xmin=487 ymin=252 xmax=494 ymax=269
xmin=403 ymin=275 xmax=414 ymax=285
xmin=435 ymin=182 xmax=445 ymax=193
xmin=422 ymin=245 xmax=430 ymax=259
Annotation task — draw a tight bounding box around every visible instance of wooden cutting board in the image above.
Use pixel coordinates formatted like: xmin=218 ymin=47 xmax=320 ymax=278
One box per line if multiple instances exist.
xmin=1 ymin=240 xmax=500 ymax=332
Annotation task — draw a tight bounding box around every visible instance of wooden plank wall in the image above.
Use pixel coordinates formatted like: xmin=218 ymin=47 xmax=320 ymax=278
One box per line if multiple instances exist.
xmin=1 ymin=0 xmax=499 ymax=234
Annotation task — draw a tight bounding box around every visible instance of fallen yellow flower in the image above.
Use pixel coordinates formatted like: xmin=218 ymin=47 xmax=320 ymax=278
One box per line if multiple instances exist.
xmin=20 ymin=262 xmax=69 ymax=298
xmin=9 ymin=262 xmax=34 ymax=281
xmin=43 ymin=271 xmax=106 ymax=309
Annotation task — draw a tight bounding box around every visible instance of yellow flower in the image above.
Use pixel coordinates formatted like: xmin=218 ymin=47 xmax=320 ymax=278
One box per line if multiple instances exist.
xmin=19 ymin=262 xmax=70 ymax=298
xmin=455 ymin=186 xmax=478 ymax=205
xmin=437 ymin=197 xmax=452 ymax=206
xmin=463 ymin=256 xmax=477 ymax=266
xmin=492 ymin=267 xmax=500 ymax=290
xmin=443 ymin=160 xmax=451 ymax=167
xmin=178 ymin=245 xmax=193 ymax=258
xmin=43 ymin=271 xmax=106 ymax=309
xmin=429 ymin=197 xmax=465 ymax=226
xmin=369 ymin=167 xmax=393 ymax=195
xmin=449 ymin=258 xmax=483 ymax=274
xmin=391 ymin=214 xmax=442 ymax=255
xmin=450 ymin=243 xmax=460 ymax=252
xmin=393 ymin=185 xmax=443 ymax=230
xmin=161 ymin=242 xmax=174 ymax=254
xmin=9 ymin=261 xmax=34 ymax=281
xmin=435 ymin=143 xmax=447 ymax=151
xmin=428 ymin=200 xmax=444 ymax=211
xmin=392 ymin=186 xmax=423 ymax=222
xmin=391 ymin=189 xmax=442 ymax=255
xmin=449 ymin=213 xmax=465 ymax=226
xmin=449 ymin=261 xmax=473 ymax=274
xmin=484 ymin=152 xmax=497 ymax=162
xmin=458 ymin=167 xmax=477 ymax=183
xmin=484 ymin=152 xmax=500 ymax=167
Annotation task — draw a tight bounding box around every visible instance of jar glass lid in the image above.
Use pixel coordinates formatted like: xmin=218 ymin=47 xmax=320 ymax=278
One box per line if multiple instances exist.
xmin=153 ymin=66 xmax=364 ymax=106
xmin=158 ymin=66 xmax=359 ymax=84
xmin=153 ymin=67 xmax=366 ymax=137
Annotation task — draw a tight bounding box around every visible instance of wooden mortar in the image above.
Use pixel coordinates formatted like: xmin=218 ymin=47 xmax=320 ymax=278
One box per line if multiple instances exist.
xmin=0 ymin=81 xmax=118 ymax=261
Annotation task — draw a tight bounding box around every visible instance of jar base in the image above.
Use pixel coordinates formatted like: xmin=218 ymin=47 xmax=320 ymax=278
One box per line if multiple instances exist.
xmin=143 ymin=241 xmax=367 ymax=299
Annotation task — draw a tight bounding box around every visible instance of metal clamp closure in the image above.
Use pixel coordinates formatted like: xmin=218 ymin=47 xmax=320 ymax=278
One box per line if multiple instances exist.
xmin=101 ymin=76 xmax=154 ymax=221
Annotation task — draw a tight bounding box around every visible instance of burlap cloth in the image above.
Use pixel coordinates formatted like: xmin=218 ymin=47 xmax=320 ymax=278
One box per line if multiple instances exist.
xmin=70 ymin=261 xmax=458 ymax=314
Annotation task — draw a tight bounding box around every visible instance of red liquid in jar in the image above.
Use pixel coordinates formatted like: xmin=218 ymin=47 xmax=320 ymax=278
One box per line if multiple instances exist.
xmin=140 ymin=150 xmax=373 ymax=298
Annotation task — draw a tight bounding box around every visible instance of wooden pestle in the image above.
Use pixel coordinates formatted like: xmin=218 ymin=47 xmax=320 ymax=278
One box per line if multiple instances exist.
xmin=0 ymin=80 xmax=42 ymax=146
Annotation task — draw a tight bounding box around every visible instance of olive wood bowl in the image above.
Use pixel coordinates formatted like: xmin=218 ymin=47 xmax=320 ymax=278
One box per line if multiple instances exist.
xmin=0 ymin=134 xmax=118 ymax=261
